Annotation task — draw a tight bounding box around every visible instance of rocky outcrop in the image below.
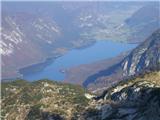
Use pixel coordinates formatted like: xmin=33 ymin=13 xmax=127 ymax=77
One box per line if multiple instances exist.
xmin=121 ymin=29 xmax=160 ymax=76
xmin=81 ymin=72 xmax=160 ymax=120
xmin=83 ymin=29 xmax=160 ymax=91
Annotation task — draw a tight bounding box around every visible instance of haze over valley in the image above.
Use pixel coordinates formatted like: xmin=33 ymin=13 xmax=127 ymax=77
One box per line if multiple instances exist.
xmin=1 ymin=1 xmax=159 ymax=80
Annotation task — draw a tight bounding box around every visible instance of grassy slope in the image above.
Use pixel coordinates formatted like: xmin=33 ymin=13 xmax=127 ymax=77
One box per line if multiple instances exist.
xmin=1 ymin=80 xmax=89 ymax=120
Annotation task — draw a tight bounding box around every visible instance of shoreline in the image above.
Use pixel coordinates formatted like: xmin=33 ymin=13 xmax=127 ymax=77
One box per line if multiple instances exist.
xmin=12 ymin=40 xmax=96 ymax=80
xmin=2 ymin=40 xmax=138 ymax=81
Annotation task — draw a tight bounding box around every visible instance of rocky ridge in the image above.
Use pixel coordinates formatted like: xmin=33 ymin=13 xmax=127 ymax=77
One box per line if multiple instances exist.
xmin=83 ymin=29 xmax=160 ymax=92
xmin=80 ymin=71 xmax=160 ymax=120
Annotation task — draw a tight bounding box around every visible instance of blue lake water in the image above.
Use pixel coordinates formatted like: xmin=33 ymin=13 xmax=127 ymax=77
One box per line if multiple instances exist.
xmin=22 ymin=41 xmax=137 ymax=81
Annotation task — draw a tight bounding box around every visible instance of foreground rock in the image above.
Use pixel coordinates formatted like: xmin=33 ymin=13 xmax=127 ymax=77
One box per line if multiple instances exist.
xmin=80 ymin=72 xmax=160 ymax=120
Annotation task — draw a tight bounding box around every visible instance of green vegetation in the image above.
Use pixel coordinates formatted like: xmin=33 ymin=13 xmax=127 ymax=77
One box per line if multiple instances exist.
xmin=1 ymin=79 xmax=89 ymax=120
xmin=1 ymin=72 xmax=160 ymax=120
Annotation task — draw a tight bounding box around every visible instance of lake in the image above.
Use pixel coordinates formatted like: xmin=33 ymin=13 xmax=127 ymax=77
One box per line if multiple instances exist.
xmin=21 ymin=41 xmax=137 ymax=81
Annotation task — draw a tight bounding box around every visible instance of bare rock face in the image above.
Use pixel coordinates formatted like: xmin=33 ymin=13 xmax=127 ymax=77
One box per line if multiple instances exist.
xmin=83 ymin=29 xmax=160 ymax=91
xmin=121 ymin=29 xmax=160 ymax=76
xmin=81 ymin=72 xmax=160 ymax=120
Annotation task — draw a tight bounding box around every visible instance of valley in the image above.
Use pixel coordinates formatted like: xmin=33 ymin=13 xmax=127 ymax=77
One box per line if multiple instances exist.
xmin=20 ymin=41 xmax=136 ymax=81
xmin=1 ymin=1 xmax=160 ymax=120
xmin=1 ymin=1 xmax=159 ymax=80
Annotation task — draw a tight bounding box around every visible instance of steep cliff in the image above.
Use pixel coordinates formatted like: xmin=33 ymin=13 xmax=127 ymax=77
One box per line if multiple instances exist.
xmin=84 ymin=29 xmax=160 ymax=91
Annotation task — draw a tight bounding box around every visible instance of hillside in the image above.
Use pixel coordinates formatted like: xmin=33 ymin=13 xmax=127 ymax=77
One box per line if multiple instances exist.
xmin=1 ymin=72 xmax=160 ymax=120
xmin=1 ymin=80 xmax=89 ymax=120
xmin=126 ymin=3 xmax=159 ymax=27
xmin=1 ymin=11 xmax=62 ymax=79
xmin=81 ymin=71 xmax=160 ymax=120
xmin=64 ymin=52 xmax=127 ymax=85
xmin=126 ymin=2 xmax=160 ymax=42
xmin=83 ymin=29 xmax=160 ymax=92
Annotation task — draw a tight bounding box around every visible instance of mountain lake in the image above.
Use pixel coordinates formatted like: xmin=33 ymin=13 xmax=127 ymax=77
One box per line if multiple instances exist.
xmin=20 ymin=40 xmax=137 ymax=81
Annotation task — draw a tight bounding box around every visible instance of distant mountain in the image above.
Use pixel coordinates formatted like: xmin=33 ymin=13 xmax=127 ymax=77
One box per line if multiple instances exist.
xmin=1 ymin=11 xmax=61 ymax=78
xmin=83 ymin=29 xmax=160 ymax=92
xmin=126 ymin=2 xmax=160 ymax=42
xmin=81 ymin=72 xmax=160 ymax=120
